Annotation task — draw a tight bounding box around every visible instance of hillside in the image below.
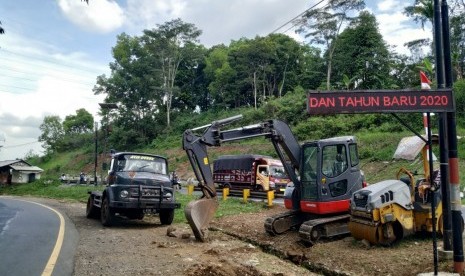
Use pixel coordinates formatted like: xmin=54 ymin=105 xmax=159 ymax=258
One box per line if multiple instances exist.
xmin=29 ymin=88 xmax=465 ymax=186
xmin=34 ymin=129 xmax=465 ymax=189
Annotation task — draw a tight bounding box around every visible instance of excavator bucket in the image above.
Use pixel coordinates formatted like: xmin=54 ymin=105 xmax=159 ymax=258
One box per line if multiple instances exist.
xmin=185 ymin=198 xmax=219 ymax=242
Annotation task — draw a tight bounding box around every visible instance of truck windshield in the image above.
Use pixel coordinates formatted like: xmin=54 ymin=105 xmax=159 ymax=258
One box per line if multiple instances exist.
xmin=270 ymin=166 xmax=287 ymax=178
xmin=116 ymin=155 xmax=167 ymax=175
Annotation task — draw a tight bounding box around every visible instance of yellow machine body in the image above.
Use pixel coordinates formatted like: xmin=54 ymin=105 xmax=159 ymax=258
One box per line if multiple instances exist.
xmin=349 ymin=140 xmax=446 ymax=245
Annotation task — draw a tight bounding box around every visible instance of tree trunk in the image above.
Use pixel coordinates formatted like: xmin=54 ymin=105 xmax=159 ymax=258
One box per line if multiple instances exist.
xmin=279 ymin=57 xmax=289 ymax=98
xmin=253 ymin=71 xmax=257 ymax=109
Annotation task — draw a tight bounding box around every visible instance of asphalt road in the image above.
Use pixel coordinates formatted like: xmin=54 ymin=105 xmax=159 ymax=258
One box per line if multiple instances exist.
xmin=0 ymin=197 xmax=78 ymax=276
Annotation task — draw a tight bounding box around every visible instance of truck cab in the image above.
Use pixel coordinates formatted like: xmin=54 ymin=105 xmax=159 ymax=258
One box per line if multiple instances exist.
xmin=263 ymin=159 xmax=290 ymax=193
xmin=86 ymin=152 xmax=180 ymax=226
xmin=213 ymin=154 xmax=290 ymax=192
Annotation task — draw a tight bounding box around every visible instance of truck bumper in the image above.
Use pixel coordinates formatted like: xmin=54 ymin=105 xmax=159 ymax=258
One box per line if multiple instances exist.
xmin=275 ymin=185 xmax=287 ymax=193
xmin=109 ymin=199 xmax=180 ymax=210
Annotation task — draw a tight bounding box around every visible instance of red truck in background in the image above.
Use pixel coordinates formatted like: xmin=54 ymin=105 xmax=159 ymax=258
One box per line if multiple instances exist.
xmin=213 ymin=154 xmax=290 ymax=192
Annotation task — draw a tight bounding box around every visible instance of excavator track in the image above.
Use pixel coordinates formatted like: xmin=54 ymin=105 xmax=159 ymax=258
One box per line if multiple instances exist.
xmin=298 ymin=214 xmax=351 ymax=244
xmin=264 ymin=210 xmax=307 ymax=235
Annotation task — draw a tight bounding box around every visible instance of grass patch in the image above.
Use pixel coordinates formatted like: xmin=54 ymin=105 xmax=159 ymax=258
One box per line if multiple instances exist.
xmin=173 ymin=192 xmax=265 ymax=223
xmin=0 ymin=178 xmax=104 ymax=201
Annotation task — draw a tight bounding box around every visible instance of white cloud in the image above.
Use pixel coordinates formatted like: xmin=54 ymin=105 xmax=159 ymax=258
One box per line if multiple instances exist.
xmin=183 ymin=0 xmax=309 ymax=46
xmin=377 ymin=0 xmax=400 ymax=12
xmin=0 ymin=30 xmax=107 ymax=160
xmin=124 ymin=0 xmax=309 ymax=46
xmin=125 ymin=0 xmax=186 ymax=31
xmin=373 ymin=4 xmax=431 ymax=55
xmin=58 ymin=0 xmax=125 ymax=33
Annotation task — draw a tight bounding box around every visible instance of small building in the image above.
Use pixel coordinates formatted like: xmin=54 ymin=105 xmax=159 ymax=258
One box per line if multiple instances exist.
xmin=0 ymin=159 xmax=44 ymax=185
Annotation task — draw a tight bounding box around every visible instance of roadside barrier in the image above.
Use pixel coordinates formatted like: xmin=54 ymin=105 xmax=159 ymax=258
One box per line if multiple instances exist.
xmin=243 ymin=189 xmax=250 ymax=203
xmin=187 ymin=184 xmax=194 ymax=195
xmin=267 ymin=190 xmax=275 ymax=207
xmin=222 ymin=187 xmax=229 ymax=200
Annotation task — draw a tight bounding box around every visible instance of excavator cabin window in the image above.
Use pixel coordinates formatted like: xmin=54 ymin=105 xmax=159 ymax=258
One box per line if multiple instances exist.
xmin=349 ymin=143 xmax=359 ymax=167
xmin=322 ymin=144 xmax=348 ymax=178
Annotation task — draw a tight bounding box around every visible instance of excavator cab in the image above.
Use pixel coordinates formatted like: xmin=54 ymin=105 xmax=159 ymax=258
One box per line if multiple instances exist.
xmin=296 ymin=137 xmax=365 ymax=215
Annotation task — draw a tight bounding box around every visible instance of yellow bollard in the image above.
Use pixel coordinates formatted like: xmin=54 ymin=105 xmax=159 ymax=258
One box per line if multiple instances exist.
xmin=243 ymin=189 xmax=250 ymax=203
xmin=187 ymin=184 xmax=194 ymax=195
xmin=267 ymin=190 xmax=275 ymax=207
xmin=223 ymin=187 xmax=229 ymax=200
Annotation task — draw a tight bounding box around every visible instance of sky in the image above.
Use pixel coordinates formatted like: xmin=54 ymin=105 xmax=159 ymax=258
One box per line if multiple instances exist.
xmin=0 ymin=0 xmax=431 ymax=160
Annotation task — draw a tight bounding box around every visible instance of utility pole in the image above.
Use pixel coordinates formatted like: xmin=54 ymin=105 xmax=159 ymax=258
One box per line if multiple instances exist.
xmin=439 ymin=0 xmax=464 ymax=273
xmin=94 ymin=122 xmax=98 ymax=185
xmin=433 ymin=0 xmax=453 ymax=259
xmin=98 ymin=103 xmax=118 ymax=185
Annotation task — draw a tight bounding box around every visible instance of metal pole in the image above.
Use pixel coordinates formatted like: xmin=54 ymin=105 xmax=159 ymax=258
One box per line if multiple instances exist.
xmin=94 ymin=122 xmax=98 ymax=185
xmin=428 ymin=113 xmax=439 ymax=275
xmin=433 ymin=0 xmax=453 ymax=252
xmin=441 ymin=0 xmax=464 ymax=272
xmin=439 ymin=0 xmax=453 ymax=253
xmin=101 ymin=118 xmax=106 ymax=185
xmin=432 ymin=1 xmax=443 ymax=273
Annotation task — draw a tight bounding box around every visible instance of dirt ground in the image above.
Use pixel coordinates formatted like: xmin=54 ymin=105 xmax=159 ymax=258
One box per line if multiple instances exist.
xmin=30 ymin=197 xmax=461 ymax=276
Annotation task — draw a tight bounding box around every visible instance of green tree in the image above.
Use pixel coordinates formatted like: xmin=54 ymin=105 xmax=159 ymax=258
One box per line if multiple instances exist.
xmin=94 ymin=32 xmax=160 ymax=147
xmin=142 ymin=18 xmax=203 ymax=126
xmin=404 ymin=0 xmax=465 ymax=80
xmin=233 ymin=37 xmax=275 ymax=109
xmin=296 ymin=0 xmax=365 ymax=90
xmin=173 ymin=43 xmax=208 ymax=112
xmin=404 ymin=0 xmax=433 ymax=30
xmin=454 ymin=79 xmax=465 ymax=125
xmin=450 ymin=13 xmax=465 ymax=79
xmin=262 ymin=34 xmax=311 ymax=99
xmin=297 ymin=45 xmax=326 ymax=90
xmin=204 ymin=45 xmax=237 ymax=110
xmin=63 ymin=108 xmax=94 ymax=134
xmin=38 ymin=115 xmax=64 ymax=154
xmin=330 ymin=11 xmax=391 ymax=89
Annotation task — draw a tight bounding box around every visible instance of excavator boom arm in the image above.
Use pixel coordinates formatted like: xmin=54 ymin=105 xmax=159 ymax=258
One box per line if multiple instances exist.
xmin=182 ymin=115 xmax=302 ymax=241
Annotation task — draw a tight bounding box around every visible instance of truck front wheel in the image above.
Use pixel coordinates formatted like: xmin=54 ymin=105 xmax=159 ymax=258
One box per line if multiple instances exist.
xmin=86 ymin=196 xmax=100 ymax=219
xmin=101 ymin=197 xmax=115 ymax=226
xmin=159 ymin=209 xmax=174 ymax=225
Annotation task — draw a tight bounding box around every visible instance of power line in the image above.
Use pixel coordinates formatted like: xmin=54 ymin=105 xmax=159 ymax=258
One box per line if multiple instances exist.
xmin=0 ymin=70 xmax=95 ymax=87
xmin=270 ymin=0 xmax=326 ymax=34
xmin=0 ymin=67 xmax=95 ymax=86
xmin=0 ymin=83 xmax=35 ymax=91
xmin=1 ymin=49 xmax=105 ymax=76
xmin=2 ymin=140 xmax=41 ymax=148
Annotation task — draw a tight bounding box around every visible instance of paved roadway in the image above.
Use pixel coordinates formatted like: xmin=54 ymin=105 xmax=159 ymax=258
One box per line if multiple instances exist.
xmin=0 ymin=197 xmax=78 ymax=276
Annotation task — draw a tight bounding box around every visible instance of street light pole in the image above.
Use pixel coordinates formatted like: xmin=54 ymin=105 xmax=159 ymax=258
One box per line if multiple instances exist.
xmin=98 ymin=103 xmax=118 ymax=185
xmin=94 ymin=122 xmax=98 ymax=185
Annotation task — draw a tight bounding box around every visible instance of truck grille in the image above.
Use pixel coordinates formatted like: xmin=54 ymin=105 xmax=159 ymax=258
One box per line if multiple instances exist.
xmin=130 ymin=186 xmax=161 ymax=198
xmin=141 ymin=188 xmax=160 ymax=197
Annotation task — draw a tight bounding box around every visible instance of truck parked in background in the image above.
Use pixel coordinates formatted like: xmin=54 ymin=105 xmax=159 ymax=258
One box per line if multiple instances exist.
xmin=213 ymin=154 xmax=290 ymax=192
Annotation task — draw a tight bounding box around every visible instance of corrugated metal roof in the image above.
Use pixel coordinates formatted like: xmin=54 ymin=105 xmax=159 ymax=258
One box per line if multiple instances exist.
xmin=0 ymin=160 xmax=26 ymax=167
xmin=10 ymin=165 xmax=43 ymax=172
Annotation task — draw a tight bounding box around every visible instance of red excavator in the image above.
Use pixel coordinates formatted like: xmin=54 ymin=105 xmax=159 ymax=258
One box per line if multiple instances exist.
xmin=182 ymin=115 xmax=366 ymax=243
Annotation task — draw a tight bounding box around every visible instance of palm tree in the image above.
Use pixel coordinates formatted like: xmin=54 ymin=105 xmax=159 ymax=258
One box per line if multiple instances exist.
xmin=404 ymin=0 xmax=434 ymax=29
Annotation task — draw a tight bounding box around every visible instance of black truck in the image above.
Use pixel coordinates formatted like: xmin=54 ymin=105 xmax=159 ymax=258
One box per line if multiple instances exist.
xmin=86 ymin=152 xmax=180 ymax=226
